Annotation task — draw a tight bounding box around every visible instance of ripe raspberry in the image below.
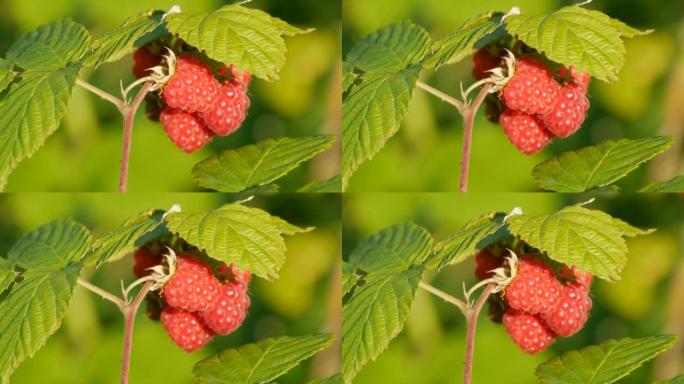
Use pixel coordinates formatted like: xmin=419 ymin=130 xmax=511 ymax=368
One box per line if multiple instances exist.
xmin=502 ymin=57 xmax=559 ymax=115
xmin=499 ymin=108 xmax=554 ymax=155
xmin=218 ymin=263 xmax=252 ymax=285
xmin=472 ymin=48 xmax=502 ymax=80
xmin=161 ymin=306 xmax=214 ymax=352
xmin=160 ymin=107 xmax=214 ymax=153
xmin=560 ymin=266 xmax=593 ymax=288
xmin=132 ymin=46 xmax=162 ymax=79
xmin=541 ymin=83 xmax=590 ymax=137
xmin=133 ymin=246 xmax=163 ymax=278
xmin=559 ymin=66 xmax=590 ymax=88
xmin=200 ymin=280 xmax=251 ymax=335
xmin=504 ymin=256 xmax=562 ymax=315
xmin=503 ymin=308 xmax=556 ymax=354
xmin=541 ymin=282 xmax=592 ymax=337
xmin=162 ymin=254 xmax=221 ymax=313
xmin=199 ymin=80 xmax=250 ymax=136
xmin=475 ymin=250 xmax=502 ymax=281
xmin=162 ymin=54 xmax=220 ymax=113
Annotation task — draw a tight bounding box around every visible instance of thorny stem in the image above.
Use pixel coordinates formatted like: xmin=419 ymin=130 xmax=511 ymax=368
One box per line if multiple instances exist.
xmin=459 ymin=83 xmax=492 ymax=193
xmin=416 ymin=80 xmax=466 ymax=115
xmin=419 ymin=280 xmax=467 ymax=314
xmin=76 ymin=79 xmax=125 ymax=112
xmin=118 ymin=82 xmax=153 ymax=192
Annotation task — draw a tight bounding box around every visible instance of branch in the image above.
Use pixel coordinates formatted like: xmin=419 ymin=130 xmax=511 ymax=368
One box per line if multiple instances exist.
xmin=120 ymin=281 xmax=154 ymax=384
xmin=416 ymin=80 xmax=466 ymax=115
xmin=459 ymin=83 xmax=492 ymax=193
xmin=463 ymin=284 xmax=495 ymax=384
xmin=419 ymin=280 xmax=467 ymax=314
xmin=118 ymin=82 xmax=153 ymax=192
xmin=78 ymin=278 xmax=125 ymax=310
xmin=76 ymin=79 xmax=125 ymax=112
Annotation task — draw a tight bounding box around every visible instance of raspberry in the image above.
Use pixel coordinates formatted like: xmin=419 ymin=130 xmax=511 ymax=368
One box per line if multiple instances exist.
xmin=200 ymin=280 xmax=251 ymax=335
xmin=161 ymin=306 xmax=214 ymax=352
xmin=502 ymin=57 xmax=559 ymax=115
xmin=133 ymin=246 xmax=163 ymax=278
xmin=559 ymin=66 xmax=590 ymax=88
xmin=218 ymin=263 xmax=252 ymax=285
xmin=503 ymin=308 xmax=556 ymax=354
xmin=160 ymin=107 xmax=214 ymax=153
xmin=475 ymin=250 xmax=502 ymax=281
xmin=560 ymin=266 xmax=593 ymax=288
xmin=541 ymin=83 xmax=589 ymax=137
xmin=132 ymin=46 xmax=162 ymax=79
xmin=162 ymin=254 xmax=221 ymax=313
xmin=541 ymin=282 xmax=592 ymax=337
xmin=499 ymin=108 xmax=554 ymax=155
xmin=504 ymin=256 xmax=562 ymax=315
xmin=162 ymin=54 xmax=220 ymax=113
xmin=472 ymin=48 xmax=502 ymax=80
xmin=199 ymin=80 xmax=250 ymax=136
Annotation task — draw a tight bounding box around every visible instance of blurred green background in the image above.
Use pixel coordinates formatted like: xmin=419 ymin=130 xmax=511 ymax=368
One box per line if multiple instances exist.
xmin=0 ymin=0 xmax=341 ymax=192
xmin=343 ymin=193 xmax=684 ymax=383
xmin=0 ymin=193 xmax=342 ymax=383
xmin=343 ymin=0 xmax=684 ymax=192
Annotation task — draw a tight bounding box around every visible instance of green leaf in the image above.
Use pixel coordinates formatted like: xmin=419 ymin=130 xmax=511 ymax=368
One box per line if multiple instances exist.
xmin=349 ymin=223 xmax=432 ymax=274
xmin=342 ymin=61 xmax=356 ymax=93
xmin=0 ymin=259 xmax=15 ymax=296
xmin=0 ymin=220 xmax=90 ymax=384
xmin=6 ymin=19 xmax=90 ymax=71
xmin=507 ymin=205 xmax=649 ymax=281
xmin=309 ymin=374 xmax=342 ymax=384
xmin=83 ymin=10 xmax=164 ymax=68
xmin=165 ymin=4 xmax=307 ymax=81
xmin=0 ymin=65 xmax=80 ymax=189
xmin=164 ymin=202 xmax=308 ymax=280
xmin=342 ymin=68 xmax=420 ymax=190
xmin=640 ymin=175 xmax=684 ymax=193
xmin=193 ymin=334 xmax=334 ymax=384
xmin=342 ymin=268 xmax=422 ymax=383
xmin=430 ymin=12 xmax=501 ymax=69
xmin=342 ymin=261 xmax=356 ymax=296
xmin=611 ymin=217 xmax=655 ymax=238
xmin=345 ymin=21 xmax=430 ymax=74
xmin=0 ymin=58 xmax=14 ymax=93
xmin=505 ymin=6 xmax=643 ymax=82
xmin=427 ymin=212 xmax=505 ymax=269
xmin=193 ymin=136 xmax=334 ymax=193
xmin=655 ymin=374 xmax=684 ymax=384
xmin=532 ymin=137 xmax=673 ymax=192
xmin=535 ymin=335 xmax=676 ymax=384
xmin=610 ymin=18 xmax=653 ymax=38
xmin=298 ymin=175 xmax=342 ymax=193
xmin=85 ymin=209 xmax=166 ymax=267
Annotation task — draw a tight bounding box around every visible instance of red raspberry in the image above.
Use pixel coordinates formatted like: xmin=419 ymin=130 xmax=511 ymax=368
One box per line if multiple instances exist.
xmin=218 ymin=263 xmax=252 ymax=285
xmin=503 ymin=308 xmax=556 ymax=354
xmin=560 ymin=266 xmax=593 ymax=288
xmin=199 ymin=80 xmax=250 ymax=136
xmin=499 ymin=108 xmax=554 ymax=155
xmin=541 ymin=282 xmax=592 ymax=337
xmin=200 ymin=280 xmax=251 ymax=335
xmin=132 ymin=46 xmax=162 ymax=79
xmin=559 ymin=66 xmax=590 ymax=88
xmin=160 ymin=107 xmax=214 ymax=153
xmin=162 ymin=54 xmax=220 ymax=113
xmin=161 ymin=306 xmax=214 ymax=352
xmin=475 ymin=250 xmax=502 ymax=281
xmin=504 ymin=256 xmax=562 ymax=315
xmin=541 ymin=83 xmax=589 ymax=137
xmin=219 ymin=64 xmax=251 ymax=85
xmin=502 ymin=57 xmax=559 ymax=115
xmin=472 ymin=48 xmax=502 ymax=80
xmin=162 ymin=254 xmax=221 ymax=313
xmin=133 ymin=246 xmax=163 ymax=278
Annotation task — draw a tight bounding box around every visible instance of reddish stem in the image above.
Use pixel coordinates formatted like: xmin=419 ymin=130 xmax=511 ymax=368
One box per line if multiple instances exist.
xmin=120 ymin=282 xmax=154 ymax=384
xmin=459 ymin=84 xmax=492 ymax=193
xmin=118 ymin=82 xmax=153 ymax=192
xmin=463 ymin=284 xmax=495 ymax=384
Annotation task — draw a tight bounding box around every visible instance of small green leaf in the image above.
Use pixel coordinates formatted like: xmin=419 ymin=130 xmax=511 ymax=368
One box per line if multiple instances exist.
xmin=349 ymin=222 xmax=432 ymax=274
xmin=611 ymin=217 xmax=655 ymax=238
xmin=270 ymin=17 xmax=314 ymax=36
xmin=84 ymin=10 xmax=164 ymax=68
xmin=610 ymin=18 xmax=653 ymax=38
xmin=507 ymin=205 xmax=649 ymax=281
xmin=655 ymin=374 xmax=684 ymax=384
xmin=164 ymin=202 xmax=308 ymax=280
xmin=427 ymin=212 xmax=505 ymax=269
xmin=165 ymin=4 xmax=306 ymax=81
xmin=308 ymin=374 xmax=342 ymax=384
xmin=345 ymin=21 xmax=430 ymax=74
xmin=640 ymin=175 xmax=684 ymax=193
xmin=0 ymin=59 xmax=14 ymax=93
xmin=8 ymin=219 xmax=91 ymax=270
xmin=342 ymin=68 xmax=420 ymax=190
xmin=342 ymin=268 xmax=422 ymax=383
xmin=430 ymin=12 xmax=501 ymax=69
xmin=536 ymin=335 xmax=676 ymax=384
xmin=342 ymin=261 xmax=356 ymax=296
xmin=0 ymin=259 xmax=15 ymax=296
xmin=193 ymin=136 xmax=334 ymax=193
xmin=505 ymin=6 xmax=643 ymax=82
xmin=532 ymin=137 xmax=673 ymax=192
xmin=298 ymin=175 xmax=342 ymax=193
xmin=85 ymin=209 xmax=166 ymax=267
xmin=6 ymin=19 xmax=91 ymax=71
xmin=193 ymin=334 xmax=334 ymax=384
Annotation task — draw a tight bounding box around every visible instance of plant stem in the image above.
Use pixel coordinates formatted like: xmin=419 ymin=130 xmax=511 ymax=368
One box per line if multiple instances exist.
xmin=459 ymin=83 xmax=492 ymax=193
xmin=78 ymin=278 xmax=125 ymax=310
xmin=76 ymin=79 xmax=125 ymax=112
xmin=463 ymin=283 xmax=495 ymax=384
xmin=118 ymin=82 xmax=153 ymax=192
xmin=120 ymin=281 xmax=154 ymax=384
xmin=419 ymin=280 xmax=467 ymax=314
xmin=416 ymin=80 xmax=466 ymax=114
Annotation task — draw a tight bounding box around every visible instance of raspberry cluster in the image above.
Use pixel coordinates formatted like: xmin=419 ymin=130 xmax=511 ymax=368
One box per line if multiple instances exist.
xmin=134 ymin=245 xmax=251 ymax=352
xmin=472 ymin=47 xmax=591 ymax=155
xmin=476 ymin=249 xmax=593 ymax=354
xmin=132 ymin=43 xmax=251 ymax=153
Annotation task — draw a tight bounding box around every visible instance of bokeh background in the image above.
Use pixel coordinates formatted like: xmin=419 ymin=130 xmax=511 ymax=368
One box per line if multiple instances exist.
xmin=0 ymin=193 xmax=342 ymax=383
xmin=0 ymin=0 xmax=341 ymax=191
xmin=343 ymin=0 xmax=684 ymax=192
xmin=343 ymin=193 xmax=684 ymax=383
